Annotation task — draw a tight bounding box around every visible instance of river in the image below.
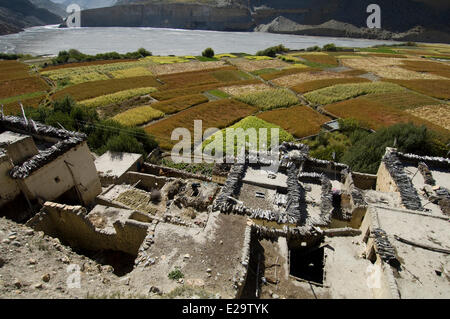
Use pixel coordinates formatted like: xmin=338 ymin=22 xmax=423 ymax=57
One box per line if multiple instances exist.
xmin=0 ymin=25 xmax=397 ymax=56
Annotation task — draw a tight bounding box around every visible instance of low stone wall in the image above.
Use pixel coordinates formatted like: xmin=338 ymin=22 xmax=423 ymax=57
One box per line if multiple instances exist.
xmin=234 ymin=226 xmax=252 ymax=298
xmin=381 ymin=149 xmax=423 ymax=211
xmin=122 ymin=171 xmax=175 ymax=191
xmin=143 ymin=163 xmax=212 ymax=182
xmin=351 ymin=172 xmax=377 ymax=190
xmin=26 ymin=202 xmax=150 ymax=256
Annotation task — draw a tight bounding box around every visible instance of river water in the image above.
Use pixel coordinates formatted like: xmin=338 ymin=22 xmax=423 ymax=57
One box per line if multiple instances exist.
xmin=0 ymin=25 xmax=397 ymax=56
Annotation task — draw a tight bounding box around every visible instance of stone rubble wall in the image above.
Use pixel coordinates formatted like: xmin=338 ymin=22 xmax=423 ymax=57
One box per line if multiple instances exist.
xmin=382 ymin=149 xmax=423 ymax=211
xmin=143 ymin=163 xmax=212 ymax=182
xmin=26 ymin=202 xmax=150 ymax=256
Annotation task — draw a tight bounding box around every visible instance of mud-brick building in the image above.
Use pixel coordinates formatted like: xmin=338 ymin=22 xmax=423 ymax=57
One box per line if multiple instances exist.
xmin=0 ymin=116 xmax=101 ymax=216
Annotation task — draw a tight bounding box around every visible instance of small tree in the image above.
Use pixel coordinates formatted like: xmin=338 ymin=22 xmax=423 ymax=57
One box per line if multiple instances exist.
xmin=202 ymin=48 xmax=215 ymax=58
xmin=323 ymin=43 xmax=337 ymax=52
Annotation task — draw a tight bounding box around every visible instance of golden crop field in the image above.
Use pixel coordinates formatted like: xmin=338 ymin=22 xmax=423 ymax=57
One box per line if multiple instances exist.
xmin=150 ymin=94 xmax=209 ymax=114
xmin=259 ymin=67 xmax=313 ymax=81
xmin=203 ymin=116 xmax=295 ymax=154
xmin=230 ymin=58 xmax=290 ymax=72
xmin=112 ymin=105 xmax=164 ymax=127
xmin=148 ymin=61 xmax=227 ymax=75
xmin=304 ymin=82 xmax=404 ymax=105
xmin=41 ymin=58 xmax=160 ymax=86
xmin=291 ymin=77 xmax=370 ymax=94
xmin=407 ymin=104 xmax=450 ymax=131
xmin=341 ymin=57 xmax=444 ymax=80
xmin=257 ymin=105 xmax=331 ymax=138
xmin=220 ymin=83 xmax=272 ymax=96
xmin=324 ymin=96 xmax=450 ymax=138
xmin=298 ymin=53 xmax=338 ymax=66
xmin=41 ymin=59 xmax=138 ymax=71
xmin=272 ymin=71 xmax=346 ymax=87
xmin=144 ymin=99 xmax=257 ymax=150
xmin=364 ymin=91 xmax=441 ymax=110
xmin=2 ymin=93 xmax=47 ymax=115
xmin=235 ymin=88 xmax=299 ymax=111
xmin=151 ymin=79 xmax=261 ymax=101
xmin=0 ymin=61 xmax=31 ymax=81
xmin=52 ymin=76 xmax=162 ymax=101
xmin=0 ymin=76 xmax=49 ymax=100
xmin=400 ymin=60 xmax=450 ymax=78
xmin=384 ymin=79 xmax=450 ymax=100
xmin=80 ymin=87 xmax=157 ymax=108
xmin=158 ymin=69 xmax=222 ymax=89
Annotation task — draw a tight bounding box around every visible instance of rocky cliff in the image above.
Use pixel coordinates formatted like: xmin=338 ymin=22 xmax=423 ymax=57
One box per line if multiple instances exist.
xmin=75 ymin=0 xmax=449 ymax=42
xmin=0 ymin=0 xmax=62 ymax=35
xmin=80 ymin=3 xmax=253 ymax=31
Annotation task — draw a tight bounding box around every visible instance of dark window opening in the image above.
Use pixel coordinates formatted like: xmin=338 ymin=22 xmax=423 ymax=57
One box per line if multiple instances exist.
xmin=54 ymin=177 xmax=61 ymax=183
xmin=289 ymin=245 xmax=324 ymax=284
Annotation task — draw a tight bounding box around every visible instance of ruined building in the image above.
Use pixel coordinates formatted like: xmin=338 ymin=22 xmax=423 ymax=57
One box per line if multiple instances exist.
xmin=0 ymin=115 xmax=102 ymax=220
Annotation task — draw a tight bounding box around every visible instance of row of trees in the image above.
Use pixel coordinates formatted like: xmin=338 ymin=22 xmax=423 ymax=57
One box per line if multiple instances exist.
xmin=49 ymin=48 xmax=152 ymax=66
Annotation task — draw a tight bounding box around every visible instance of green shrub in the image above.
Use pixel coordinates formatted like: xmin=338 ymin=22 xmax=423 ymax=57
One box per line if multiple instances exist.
xmin=202 ymin=48 xmax=215 ymax=58
xmin=342 ymin=123 xmax=447 ymax=173
xmin=168 ymin=268 xmax=184 ymax=281
xmin=322 ymin=43 xmax=338 ymax=52
xmin=256 ymin=45 xmax=289 ymax=57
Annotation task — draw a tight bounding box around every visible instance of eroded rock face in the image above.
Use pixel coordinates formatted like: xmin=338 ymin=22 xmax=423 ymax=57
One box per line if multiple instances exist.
xmin=79 ymin=3 xmax=253 ymax=31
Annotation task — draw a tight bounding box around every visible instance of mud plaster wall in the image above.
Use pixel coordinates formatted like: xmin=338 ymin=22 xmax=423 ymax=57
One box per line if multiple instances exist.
xmin=376 ymin=162 xmax=399 ymax=193
xmin=19 ymin=142 xmax=101 ymax=205
xmin=144 ymin=163 xmax=212 ymax=182
xmin=1 ymin=134 xmax=38 ymax=165
xmin=26 ymin=202 xmax=149 ymax=256
xmin=352 ymin=172 xmax=377 ymax=190
xmin=360 ymin=208 xmax=400 ymax=299
xmin=0 ymin=154 xmax=20 ymax=207
xmin=122 ymin=171 xmax=174 ymax=190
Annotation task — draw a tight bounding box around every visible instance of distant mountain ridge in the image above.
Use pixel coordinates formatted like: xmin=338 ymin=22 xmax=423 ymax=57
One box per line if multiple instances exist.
xmin=0 ymin=0 xmax=62 ymax=35
xmin=76 ymin=0 xmax=449 ymax=42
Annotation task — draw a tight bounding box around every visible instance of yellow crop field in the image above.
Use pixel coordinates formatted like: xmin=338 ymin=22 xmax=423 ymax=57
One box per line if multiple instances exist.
xmin=148 ymin=61 xmax=227 ymax=75
xmin=291 ymin=77 xmax=370 ymax=94
xmin=220 ymin=83 xmax=272 ymax=96
xmin=406 ymin=104 xmax=450 ymax=130
xmin=80 ymin=87 xmax=157 ymax=108
xmin=230 ymin=58 xmax=290 ymax=72
xmin=304 ymin=82 xmax=404 ymax=105
xmin=272 ymin=71 xmax=346 ymax=87
xmin=341 ymin=57 xmax=444 ymax=80
xmin=110 ymin=67 xmax=153 ymax=79
xmin=257 ymin=105 xmax=331 ymax=138
xmin=112 ymin=105 xmax=164 ymax=127
xmin=384 ymin=79 xmax=450 ymax=100
xmin=235 ymin=88 xmax=299 ymax=110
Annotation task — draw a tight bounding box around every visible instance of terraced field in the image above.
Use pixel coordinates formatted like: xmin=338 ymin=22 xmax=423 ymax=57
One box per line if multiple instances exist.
xmin=304 ymin=82 xmax=404 ymax=105
xmin=384 ymin=79 xmax=450 ymax=100
xmin=324 ymin=96 xmax=450 ymax=138
xmin=235 ymin=88 xmax=299 ymax=111
xmin=144 ymin=99 xmax=257 ymax=149
xmin=257 ymin=105 xmax=331 ymax=138
xmin=203 ymin=116 xmax=294 ymax=154
xmin=0 ymin=60 xmax=50 ymax=114
xmin=80 ymin=87 xmax=157 ymax=108
xmin=2 ymin=43 xmax=449 ymax=154
xmin=291 ymin=77 xmax=370 ymax=94
xmin=112 ymin=105 xmax=164 ymax=127
xmin=52 ymin=76 xmax=162 ymax=101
